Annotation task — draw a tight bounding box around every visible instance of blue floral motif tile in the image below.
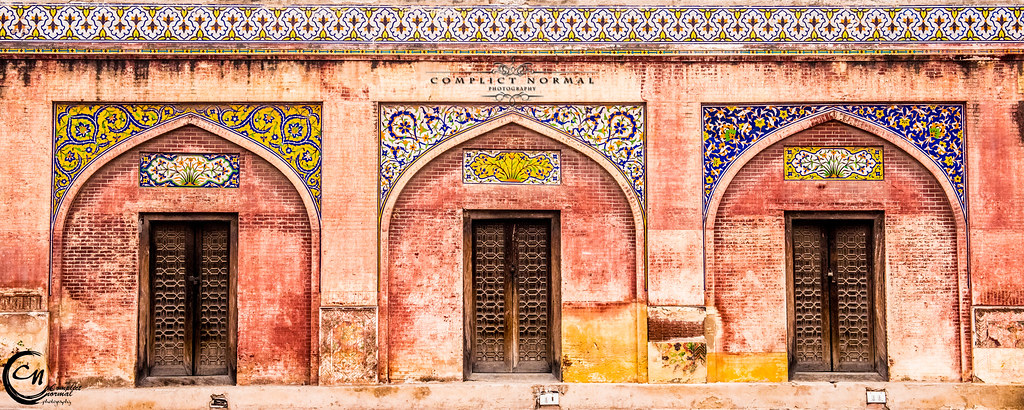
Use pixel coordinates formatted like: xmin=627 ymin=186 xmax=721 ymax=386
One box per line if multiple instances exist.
xmin=463 ymin=150 xmax=561 ymax=185
xmin=2 ymin=5 xmax=1024 ymax=49
xmin=702 ymin=104 xmax=965 ymax=220
xmin=140 ymin=153 xmax=240 ymax=188
xmin=379 ymin=104 xmax=645 ymax=220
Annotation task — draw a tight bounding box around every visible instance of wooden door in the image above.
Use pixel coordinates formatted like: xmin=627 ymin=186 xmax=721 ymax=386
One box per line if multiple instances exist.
xmin=470 ymin=219 xmax=552 ymax=373
xmin=791 ymin=220 xmax=875 ymax=373
xmin=149 ymin=221 xmax=231 ymax=377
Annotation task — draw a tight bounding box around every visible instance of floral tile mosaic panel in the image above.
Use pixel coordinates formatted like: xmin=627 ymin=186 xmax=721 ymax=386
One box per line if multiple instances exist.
xmin=463 ymin=150 xmax=560 ymax=185
xmin=1 ymin=5 xmax=1024 ymax=46
xmin=140 ymin=153 xmax=240 ymax=188
xmin=784 ymin=147 xmax=883 ymax=181
xmin=53 ymin=103 xmax=322 ymax=221
xmin=649 ymin=340 xmax=708 ymax=383
xmin=379 ymin=104 xmax=645 ymax=218
xmin=702 ymin=104 xmax=964 ymax=220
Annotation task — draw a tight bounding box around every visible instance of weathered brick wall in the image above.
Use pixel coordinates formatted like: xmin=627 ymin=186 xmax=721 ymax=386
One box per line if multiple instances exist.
xmin=57 ymin=125 xmax=312 ymax=386
xmin=0 ymin=56 xmax=1020 ymax=384
xmin=712 ymin=121 xmax=960 ymax=381
xmin=386 ymin=123 xmax=638 ymax=381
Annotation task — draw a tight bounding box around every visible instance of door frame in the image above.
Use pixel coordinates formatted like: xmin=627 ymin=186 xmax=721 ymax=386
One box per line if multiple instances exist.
xmin=462 ymin=210 xmax=561 ymax=380
xmin=785 ymin=211 xmax=888 ymax=381
xmin=136 ymin=213 xmax=238 ymax=386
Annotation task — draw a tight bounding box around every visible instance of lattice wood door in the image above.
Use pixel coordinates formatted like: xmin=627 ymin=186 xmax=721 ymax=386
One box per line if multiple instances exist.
xmin=149 ymin=221 xmax=231 ymax=377
xmin=471 ymin=220 xmax=552 ymax=373
xmin=790 ymin=220 xmax=875 ymax=373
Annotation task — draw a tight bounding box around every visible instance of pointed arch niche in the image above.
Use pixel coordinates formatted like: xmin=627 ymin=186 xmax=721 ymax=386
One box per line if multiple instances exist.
xmin=377 ymin=103 xmax=648 ymax=382
xmin=49 ymin=103 xmax=322 ymax=385
xmin=701 ymin=104 xmax=970 ymax=381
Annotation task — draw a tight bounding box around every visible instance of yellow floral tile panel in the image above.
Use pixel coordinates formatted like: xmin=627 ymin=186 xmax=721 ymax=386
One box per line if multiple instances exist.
xmin=463 ymin=150 xmax=560 ymax=185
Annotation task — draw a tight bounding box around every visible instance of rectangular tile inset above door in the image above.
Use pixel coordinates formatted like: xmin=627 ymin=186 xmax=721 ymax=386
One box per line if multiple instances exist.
xmin=784 ymin=147 xmax=883 ymax=181
xmin=140 ymin=153 xmax=240 ymax=188
xmin=463 ymin=150 xmax=561 ymax=185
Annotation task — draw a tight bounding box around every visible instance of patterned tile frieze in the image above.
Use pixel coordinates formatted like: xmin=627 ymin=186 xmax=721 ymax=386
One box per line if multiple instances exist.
xmin=140 ymin=153 xmax=240 ymax=188
xmin=379 ymin=104 xmax=645 ymax=217
xmin=702 ymin=104 xmax=964 ymax=219
xmin=4 ymin=5 xmax=1024 ymax=47
xmin=463 ymin=150 xmax=561 ymax=185
xmin=784 ymin=147 xmax=883 ymax=181
xmin=53 ymin=103 xmax=321 ymax=220
xmin=5 ymin=48 xmax=1024 ymax=56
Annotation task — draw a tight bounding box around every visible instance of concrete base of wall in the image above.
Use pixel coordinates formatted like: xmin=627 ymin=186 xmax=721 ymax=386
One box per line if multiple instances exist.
xmin=23 ymin=382 xmax=1024 ymax=409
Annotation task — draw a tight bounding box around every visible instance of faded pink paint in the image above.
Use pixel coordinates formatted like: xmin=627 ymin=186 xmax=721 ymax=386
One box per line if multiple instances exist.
xmin=384 ymin=124 xmax=638 ymax=381
xmin=56 ymin=126 xmax=314 ymax=386
xmin=711 ymin=121 xmax=961 ymax=381
xmin=0 ymin=57 xmax=1020 ymax=384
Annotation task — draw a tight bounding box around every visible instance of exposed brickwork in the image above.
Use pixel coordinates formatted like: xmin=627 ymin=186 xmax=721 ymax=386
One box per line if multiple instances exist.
xmin=57 ymin=125 xmax=312 ymax=386
xmin=386 ymin=123 xmax=637 ymax=381
xmin=712 ymin=121 xmax=960 ymax=381
xmin=0 ymin=56 xmax=1019 ymax=385
xmin=0 ymin=291 xmax=43 ymax=312
xmin=648 ymin=319 xmax=704 ymax=341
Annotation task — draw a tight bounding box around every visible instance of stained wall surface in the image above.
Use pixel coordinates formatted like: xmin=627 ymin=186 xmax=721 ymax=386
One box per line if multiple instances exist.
xmin=711 ymin=121 xmax=960 ymax=381
xmin=57 ymin=126 xmax=313 ymax=385
xmin=0 ymin=55 xmax=1020 ymax=383
xmin=386 ymin=124 xmax=639 ymax=382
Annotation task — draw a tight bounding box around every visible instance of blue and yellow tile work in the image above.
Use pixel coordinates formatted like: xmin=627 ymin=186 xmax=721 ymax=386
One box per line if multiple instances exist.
xmin=379 ymin=104 xmax=645 ymax=217
xmin=53 ymin=103 xmax=322 ymax=220
xmin=784 ymin=147 xmax=883 ymax=181
xmin=1 ymin=5 xmax=1024 ymax=54
xmin=702 ymin=104 xmax=965 ymax=219
xmin=140 ymin=153 xmax=240 ymax=188
xmin=463 ymin=150 xmax=561 ymax=185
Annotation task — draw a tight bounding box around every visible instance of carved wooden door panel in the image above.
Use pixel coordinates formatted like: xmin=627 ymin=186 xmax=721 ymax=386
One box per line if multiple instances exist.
xmin=149 ymin=221 xmax=231 ymax=377
xmin=470 ymin=219 xmax=552 ymax=373
xmin=791 ymin=220 xmax=875 ymax=373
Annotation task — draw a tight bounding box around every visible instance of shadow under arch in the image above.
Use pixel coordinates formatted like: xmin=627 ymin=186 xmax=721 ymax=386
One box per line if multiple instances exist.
xmin=377 ymin=112 xmax=648 ymax=382
xmin=49 ymin=114 xmax=322 ymax=384
xmin=702 ymin=110 xmax=971 ymax=380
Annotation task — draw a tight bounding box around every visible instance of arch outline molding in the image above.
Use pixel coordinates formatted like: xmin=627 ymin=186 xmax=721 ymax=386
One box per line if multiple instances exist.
xmin=378 ymin=103 xmax=647 ymax=224
xmin=52 ymin=102 xmax=323 ymax=224
xmin=702 ymin=103 xmax=966 ymax=222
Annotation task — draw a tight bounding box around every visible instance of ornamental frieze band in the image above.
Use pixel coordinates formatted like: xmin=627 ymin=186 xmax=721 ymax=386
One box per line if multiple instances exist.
xmin=2 ymin=5 xmax=1024 ymax=49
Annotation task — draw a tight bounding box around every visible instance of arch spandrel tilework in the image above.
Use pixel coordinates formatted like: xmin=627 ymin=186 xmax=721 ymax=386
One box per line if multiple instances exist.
xmin=52 ymin=103 xmax=322 ymax=221
xmin=701 ymin=104 xmax=966 ymax=220
xmin=2 ymin=5 xmax=1024 ymax=54
xmin=378 ymin=104 xmax=646 ymax=220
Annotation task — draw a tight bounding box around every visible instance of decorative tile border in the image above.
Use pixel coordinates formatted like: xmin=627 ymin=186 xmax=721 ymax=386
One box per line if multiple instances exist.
xmin=5 ymin=48 xmax=1024 ymax=56
xmin=784 ymin=146 xmax=883 ymax=180
xmin=463 ymin=150 xmax=561 ymax=185
xmin=3 ymin=5 xmax=1024 ymax=49
xmin=702 ymin=104 xmax=965 ymax=220
xmin=975 ymin=307 xmax=1024 ymax=348
xmin=379 ymin=104 xmax=644 ymax=217
xmin=140 ymin=153 xmax=240 ymax=188
xmin=53 ymin=103 xmax=321 ymax=220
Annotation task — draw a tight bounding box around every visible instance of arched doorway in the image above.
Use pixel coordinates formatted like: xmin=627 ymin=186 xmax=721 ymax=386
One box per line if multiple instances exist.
xmin=379 ymin=119 xmax=645 ymax=383
xmin=51 ymin=123 xmax=319 ymax=386
xmin=705 ymin=119 xmax=965 ymax=382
